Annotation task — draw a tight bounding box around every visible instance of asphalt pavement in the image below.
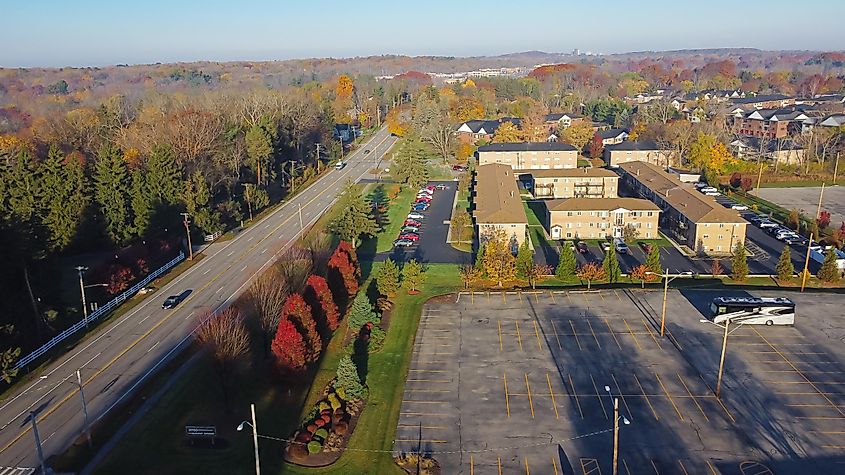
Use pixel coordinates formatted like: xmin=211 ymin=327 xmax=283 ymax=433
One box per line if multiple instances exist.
xmin=0 ymin=127 xmax=397 ymax=470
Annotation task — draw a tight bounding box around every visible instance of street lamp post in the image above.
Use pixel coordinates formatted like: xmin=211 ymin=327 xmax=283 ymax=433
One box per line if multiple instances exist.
xmin=237 ymin=403 xmax=261 ymax=475
xmin=67 ymin=369 xmax=92 ymax=448
xmin=604 ymin=386 xmax=630 ymax=475
xmin=716 ymin=319 xmax=730 ymax=398
xmin=75 ymin=266 xmax=89 ymax=324
xmin=29 ymin=411 xmax=47 ymax=475
xmin=181 ymin=212 xmax=193 ymax=261
xmin=647 ymin=269 xmax=682 ymax=337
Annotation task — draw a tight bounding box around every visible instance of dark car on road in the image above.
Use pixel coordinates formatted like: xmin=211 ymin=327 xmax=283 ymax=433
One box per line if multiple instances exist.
xmin=576 ymin=242 xmax=589 ymax=254
xmin=162 ymin=295 xmax=183 ymax=309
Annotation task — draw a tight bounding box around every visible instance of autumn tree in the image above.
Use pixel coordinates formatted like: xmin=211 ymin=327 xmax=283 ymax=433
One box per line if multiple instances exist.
xmin=556 ymin=244 xmax=577 ymax=280
xmin=561 ymin=122 xmax=594 ymax=151
xmin=247 ymin=267 xmax=288 ymax=358
xmin=631 ymin=264 xmax=649 ymax=288
xmin=376 ymin=259 xmax=400 ymax=297
xmin=818 ymin=210 xmax=831 ymax=230
xmin=576 ymin=263 xmax=606 ymax=289
xmin=303 ymin=274 xmax=340 ymax=337
xmin=603 ymin=245 xmax=622 ymax=283
xmin=450 ymin=210 xmax=473 ymax=243
xmin=337 ymin=240 xmax=361 ymax=280
xmin=588 ymin=134 xmax=604 ymax=159
xmin=282 ymin=294 xmax=321 ymax=363
xmin=817 ymin=249 xmax=841 ymax=283
xmin=327 ymin=246 xmax=358 ymax=309
xmin=195 ymin=307 xmax=250 ymax=410
xmin=459 ymin=265 xmax=482 ymax=289
xmin=711 ymin=259 xmax=723 ymax=276
xmin=731 ymin=243 xmax=749 ymax=282
xmin=482 ymin=232 xmax=517 ymax=287
xmin=776 ymin=246 xmax=794 ymax=282
xmin=330 ymin=181 xmax=378 ymax=247
xmin=492 ymin=122 xmax=522 ymax=143
xmin=245 ymin=121 xmax=275 ymax=186
xmin=271 ymin=315 xmax=307 ymax=375
xmin=402 ymin=259 xmax=425 ymax=293
xmin=787 ymin=209 xmax=800 ymax=230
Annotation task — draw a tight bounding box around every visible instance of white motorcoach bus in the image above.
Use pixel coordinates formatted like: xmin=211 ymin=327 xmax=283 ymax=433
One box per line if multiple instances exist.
xmin=709 ymin=296 xmax=795 ymax=326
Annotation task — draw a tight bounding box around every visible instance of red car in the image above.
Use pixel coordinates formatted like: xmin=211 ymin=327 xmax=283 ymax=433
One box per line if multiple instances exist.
xmin=415 ymin=197 xmax=432 ymax=203
xmin=403 ymin=220 xmax=422 ymax=227
xmin=451 ymin=165 xmax=467 ymax=171
xmin=398 ymin=233 xmax=419 ymax=241
xmin=425 ymin=185 xmax=436 ymax=192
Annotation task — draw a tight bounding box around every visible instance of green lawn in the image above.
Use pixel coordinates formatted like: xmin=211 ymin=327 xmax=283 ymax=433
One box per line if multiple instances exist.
xmin=92 ymin=263 xmax=461 ymax=475
xmin=523 ymin=202 xmax=554 ymax=250
xmin=364 ymin=184 xmax=416 ymax=253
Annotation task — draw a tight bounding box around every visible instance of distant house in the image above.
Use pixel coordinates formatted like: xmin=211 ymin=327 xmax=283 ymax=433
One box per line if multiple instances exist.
xmin=476 ymin=142 xmax=578 ymax=170
xmin=456 ymin=118 xmax=521 ymax=144
xmin=730 ymin=94 xmax=795 ymax=110
xmin=595 ymin=128 xmax=629 ymax=146
xmin=603 ymin=140 xmax=674 ymax=168
xmin=544 ymin=113 xmax=584 ymax=131
xmin=819 ymin=114 xmax=845 ymax=128
xmin=729 ymin=137 xmax=805 ymax=165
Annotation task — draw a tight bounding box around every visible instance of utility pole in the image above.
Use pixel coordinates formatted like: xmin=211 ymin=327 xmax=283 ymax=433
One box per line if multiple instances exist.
xmin=377 ymin=105 xmax=381 ymax=127
xmin=298 ymin=202 xmax=304 ymax=231
xmin=834 ymin=152 xmax=840 ymax=183
xmin=801 ymin=233 xmax=814 ymax=292
xmin=716 ymin=319 xmax=730 ymax=398
xmin=612 ymin=397 xmax=620 ymax=475
xmin=315 ymin=143 xmax=322 ymax=164
xmin=755 ymin=159 xmax=764 ymax=195
xmin=75 ymin=265 xmax=89 ymax=325
xmin=660 ymin=267 xmax=669 ymax=337
xmin=181 ymin=213 xmax=193 ymax=261
xmin=250 ymin=404 xmax=260 ymax=475
xmin=815 ymin=182 xmax=826 ymax=221
xmin=29 ymin=411 xmax=47 ymax=475
xmin=73 ymin=369 xmax=92 ymax=448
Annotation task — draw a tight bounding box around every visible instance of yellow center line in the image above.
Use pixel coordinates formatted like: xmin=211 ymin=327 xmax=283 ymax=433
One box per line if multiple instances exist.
xmin=591 ymin=373 xmax=609 ymax=419
xmin=547 ymin=373 xmax=560 ymax=419
xmin=570 ymin=320 xmax=583 ymax=351
xmin=655 ymin=372 xmax=684 ymax=421
xmin=587 ymin=319 xmax=602 ymax=349
xmin=504 ymin=371 xmax=511 ymax=418
xmin=677 ymin=373 xmax=708 ymax=422
xmin=525 ymin=373 xmax=535 ymax=419
xmin=552 ymin=457 xmax=560 ymax=475
xmin=533 ymin=320 xmax=543 ymax=351
xmin=623 ymin=318 xmax=642 ymax=350
xmin=604 ymin=317 xmax=622 ymax=350
xmin=634 ymin=372 xmax=659 ymax=421
xmin=515 ymin=321 xmax=524 ymax=352
xmin=569 ymin=373 xmax=584 ymax=419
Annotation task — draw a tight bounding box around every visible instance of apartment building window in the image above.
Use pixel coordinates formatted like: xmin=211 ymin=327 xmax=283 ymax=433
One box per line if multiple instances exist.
xmin=647 ymin=212 xmax=653 ymax=217
xmin=566 ymin=223 xmax=572 ymax=228
xmin=703 ymin=234 xmax=709 ymax=239
xmin=567 ymin=212 xmax=573 ymax=217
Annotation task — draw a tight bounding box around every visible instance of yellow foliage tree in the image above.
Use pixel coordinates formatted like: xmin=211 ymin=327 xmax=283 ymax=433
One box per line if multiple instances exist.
xmin=451 ymin=96 xmax=485 ymax=123
xmin=491 ymin=122 xmax=522 ymax=143
xmin=482 ymin=230 xmax=516 ymax=288
xmin=560 ymin=122 xmax=594 ymax=150
xmin=709 ymin=142 xmax=735 ymax=172
xmin=456 ymin=142 xmax=475 ymax=161
xmin=336 ymin=75 xmax=354 ymax=99
xmin=463 ymin=79 xmax=476 ymax=89
xmin=386 ymin=109 xmax=408 ymax=137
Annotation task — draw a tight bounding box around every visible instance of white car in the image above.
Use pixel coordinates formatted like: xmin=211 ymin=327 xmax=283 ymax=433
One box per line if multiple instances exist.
xmin=704 ymin=191 xmax=720 ymax=196
xmin=730 ymin=204 xmax=749 ymax=211
xmin=407 ymin=212 xmax=424 ymax=220
xmin=758 ymin=221 xmax=778 ymax=229
xmin=700 ymin=186 xmax=718 ymax=193
xmin=334 ymin=161 xmax=345 ymax=170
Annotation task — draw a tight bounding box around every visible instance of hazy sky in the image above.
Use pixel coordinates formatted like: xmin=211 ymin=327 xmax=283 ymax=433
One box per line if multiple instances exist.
xmin=3 ymin=0 xmax=844 ymax=67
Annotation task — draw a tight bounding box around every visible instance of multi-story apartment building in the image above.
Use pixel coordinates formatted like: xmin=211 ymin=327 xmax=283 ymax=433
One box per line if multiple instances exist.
xmin=476 ymin=143 xmax=578 ymax=170
xmin=730 ymin=107 xmax=810 ymax=139
xmin=730 ymin=94 xmax=795 ymax=110
xmin=603 ymin=140 xmax=674 ymax=167
xmin=473 ymin=164 xmax=528 ymax=251
xmin=618 ymin=161 xmax=747 ymax=256
xmin=519 ymin=168 xmax=619 ymax=199
xmin=543 ymin=198 xmax=661 ymax=240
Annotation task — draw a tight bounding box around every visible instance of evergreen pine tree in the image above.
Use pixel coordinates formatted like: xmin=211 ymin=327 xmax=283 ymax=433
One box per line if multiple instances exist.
xmin=775 ymin=245 xmax=794 ymax=281
xmin=515 ymin=240 xmax=534 ymax=278
xmin=556 ymin=244 xmax=576 ymax=280
xmin=335 ymin=355 xmax=366 ymax=400
xmin=731 ymin=243 xmax=749 ymax=281
xmin=603 ymin=245 xmax=621 ymax=283
xmin=329 ymin=181 xmax=378 ymax=246
xmin=130 ymin=166 xmax=153 ymax=237
xmin=347 ymin=292 xmax=379 ymax=330
xmin=146 ymin=145 xmax=182 ymax=206
xmin=6 ymin=150 xmax=40 ymax=221
xmin=94 ymin=145 xmax=132 ymax=244
xmin=40 ymin=147 xmax=87 ymax=250
xmin=817 ymin=249 xmax=841 ymax=283
xmin=646 ymin=245 xmax=661 ymax=275
xmin=376 ymin=259 xmax=400 ymax=297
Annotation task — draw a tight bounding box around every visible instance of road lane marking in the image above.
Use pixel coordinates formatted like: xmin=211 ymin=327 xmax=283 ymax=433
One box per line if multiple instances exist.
xmin=591 ymin=373 xmax=608 ymax=419
xmin=525 ymin=373 xmax=535 ymax=418
xmin=568 ymin=373 xmax=583 ymax=419
xmin=547 ymin=373 xmax=559 ymax=419
xmin=504 ymin=372 xmax=511 ymax=417
xmin=655 ymin=372 xmax=684 ymax=421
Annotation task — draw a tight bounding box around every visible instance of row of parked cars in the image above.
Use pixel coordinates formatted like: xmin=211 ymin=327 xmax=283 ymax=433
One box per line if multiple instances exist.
xmin=747 ymin=215 xmax=809 ymax=246
xmin=393 ymin=184 xmax=447 ymax=248
xmin=563 ymin=237 xmax=631 ymax=255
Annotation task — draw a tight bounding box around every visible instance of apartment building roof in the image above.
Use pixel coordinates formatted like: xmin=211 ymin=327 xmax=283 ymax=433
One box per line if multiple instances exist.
xmin=618 ymin=161 xmax=745 ymax=224
xmin=477 ymin=142 xmax=578 ymax=153
xmin=545 ymin=197 xmax=660 ymax=212
xmin=474 ymin=164 xmax=529 ymax=225
xmin=604 ymin=140 xmax=663 ymax=152
xmin=515 ymin=168 xmax=618 ymax=179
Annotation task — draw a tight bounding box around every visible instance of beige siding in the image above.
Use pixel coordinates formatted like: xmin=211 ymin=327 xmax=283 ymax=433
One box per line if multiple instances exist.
xmin=533 ymin=176 xmax=618 ymax=199
xmin=547 ymin=209 xmax=660 ymax=240
xmin=478 ymin=150 xmax=577 ymax=170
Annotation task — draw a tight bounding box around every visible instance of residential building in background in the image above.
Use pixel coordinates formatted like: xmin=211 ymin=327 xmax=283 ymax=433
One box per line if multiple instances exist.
xmin=729 ymin=137 xmax=805 ymax=165
xmin=519 ymin=168 xmax=619 ymax=199
xmin=730 ymin=94 xmax=795 ymax=109
xmin=477 ymin=142 xmax=578 ymax=170
xmin=603 ymin=140 xmax=674 ymax=167
xmin=473 ymin=164 xmax=528 ymax=250
xmin=618 ymin=161 xmax=747 ymax=256
xmin=543 ymin=197 xmax=660 ymax=240
xmin=456 ymin=118 xmax=521 ymax=144
xmin=544 ymin=113 xmax=584 ymax=131
xmin=596 ymin=128 xmax=629 ymax=146
xmin=730 ymin=107 xmax=809 ymax=139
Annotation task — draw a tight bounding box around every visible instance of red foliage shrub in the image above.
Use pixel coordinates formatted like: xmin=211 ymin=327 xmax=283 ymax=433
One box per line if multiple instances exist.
xmin=106 ymin=265 xmax=135 ymax=295
xmin=320 ymin=414 xmax=331 ymax=424
xmin=271 ymin=316 xmax=307 ymax=374
xmin=304 ymin=275 xmax=341 ymax=336
xmin=282 ymin=294 xmax=321 ymax=363
xmin=134 ymin=257 xmax=149 ymax=275
xmin=314 ymin=418 xmax=326 ymax=428
xmin=328 ymin=247 xmax=358 ymax=307
xmin=336 ymin=241 xmax=360 ymax=279
xmin=333 ymin=421 xmax=348 ymax=435
xmin=818 ymin=210 xmax=831 ymax=229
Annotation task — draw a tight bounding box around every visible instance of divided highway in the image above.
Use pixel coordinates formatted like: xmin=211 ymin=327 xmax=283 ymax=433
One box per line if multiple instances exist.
xmin=0 ymin=127 xmax=397 ymax=470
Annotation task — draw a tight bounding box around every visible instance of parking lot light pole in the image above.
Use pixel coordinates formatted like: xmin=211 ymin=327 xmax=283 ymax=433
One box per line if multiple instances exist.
xmin=716 ymin=319 xmax=731 ymax=398
xmin=604 ymin=386 xmax=630 ymax=475
xmin=647 ymin=269 xmax=680 ymax=337
xmin=237 ymin=403 xmax=260 ymax=475
xmin=801 ymin=233 xmax=814 ymax=292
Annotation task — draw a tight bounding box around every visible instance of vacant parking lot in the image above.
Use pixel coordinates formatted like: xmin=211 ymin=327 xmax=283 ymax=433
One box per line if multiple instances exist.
xmin=758 ymin=186 xmax=845 ymax=231
xmin=394 ymin=289 xmax=845 ymax=474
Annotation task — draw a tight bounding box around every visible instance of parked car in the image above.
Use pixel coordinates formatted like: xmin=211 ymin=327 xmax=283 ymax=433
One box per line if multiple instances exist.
xmin=415 ymin=197 xmax=432 ymax=203
xmin=401 ymin=226 xmax=419 ymax=233
xmin=730 ymin=204 xmax=749 ymax=211
xmin=700 ymin=186 xmax=718 ymax=193
xmin=758 ymin=220 xmax=778 ymax=229
xmin=576 ymin=242 xmax=589 ymax=254
xmin=600 ymin=241 xmax=611 ymax=252
xmin=418 ymin=188 xmax=433 ymax=195
xmin=412 ymin=203 xmax=429 ymax=211
xmin=639 ymin=242 xmax=653 ymax=254
xmin=704 ymin=191 xmax=721 ymax=197
xmin=747 ymin=215 xmax=766 ymax=224
xmin=451 ymin=164 xmax=467 ymax=171
xmin=162 ymin=295 xmax=183 ymax=309
xmin=334 ymin=161 xmax=345 ymax=170
xmin=782 ymin=235 xmax=807 ymax=246
xmin=364 ymin=149 xmax=371 ymax=154
xmin=694 ymin=182 xmax=707 ymax=189
xmin=614 ymin=238 xmax=629 ymax=254
xmin=435 ymin=184 xmax=448 ymax=190
xmin=398 ymin=233 xmax=419 ymax=241
xmin=770 ymin=226 xmax=793 ymax=236
xmin=403 ymin=219 xmax=422 ymax=227
xmin=393 ymin=239 xmax=415 ymax=247
xmin=407 ymin=212 xmax=424 ymax=220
